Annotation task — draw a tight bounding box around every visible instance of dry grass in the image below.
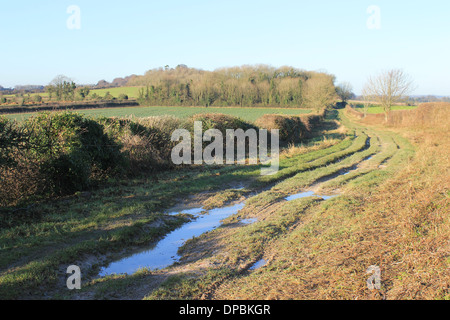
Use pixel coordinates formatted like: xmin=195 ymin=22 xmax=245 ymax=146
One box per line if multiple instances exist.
xmin=210 ymin=106 xmax=449 ymax=300
xmin=347 ymin=102 xmax=450 ymax=129
xmin=363 ymin=128 xmax=449 ymax=299
xmin=281 ymin=137 xmax=340 ymax=158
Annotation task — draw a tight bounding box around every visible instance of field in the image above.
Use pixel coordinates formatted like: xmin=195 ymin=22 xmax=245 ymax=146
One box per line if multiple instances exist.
xmin=2 ymin=86 xmax=144 ymax=99
xmin=84 ymin=86 xmax=143 ymax=99
xmin=0 ymin=104 xmax=448 ymax=301
xmin=350 ymin=101 xmax=418 ymax=114
xmin=5 ymin=106 xmax=311 ymax=123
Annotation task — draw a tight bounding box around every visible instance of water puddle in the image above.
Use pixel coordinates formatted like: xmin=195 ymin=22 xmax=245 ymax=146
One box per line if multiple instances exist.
xmin=285 ymin=154 xmax=380 ymax=202
xmin=285 ymin=190 xmax=316 ymax=201
xmin=250 ymin=259 xmax=267 ymax=270
xmin=240 ymin=218 xmax=258 ymax=225
xmin=167 ymin=207 xmax=205 ymax=216
xmin=285 ymin=190 xmax=338 ymax=202
xmin=99 ymin=202 xmax=245 ymax=276
xmin=98 ymin=159 xmax=371 ymax=277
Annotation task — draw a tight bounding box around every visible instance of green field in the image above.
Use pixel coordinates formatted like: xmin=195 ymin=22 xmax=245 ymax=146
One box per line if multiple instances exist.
xmin=5 ymin=106 xmax=311 ymax=123
xmin=3 ymin=86 xmax=143 ymax=99
xmin=87 ymin=86 xmax=143 ymax=99
xmin=352 ymin=104 xmax=418 ymax=114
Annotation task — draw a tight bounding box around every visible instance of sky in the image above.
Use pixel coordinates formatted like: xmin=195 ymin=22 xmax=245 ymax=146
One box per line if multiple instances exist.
xmin=1 ymin=0 xmax=449 ymax=95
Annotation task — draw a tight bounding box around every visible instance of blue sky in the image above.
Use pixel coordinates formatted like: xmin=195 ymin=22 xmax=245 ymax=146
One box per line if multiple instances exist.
xmin=1 ymin=0 xmax=449 ymax=95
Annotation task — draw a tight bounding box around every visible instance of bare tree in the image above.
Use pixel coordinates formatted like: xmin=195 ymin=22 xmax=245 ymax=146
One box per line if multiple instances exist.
xmin=48 ymin=75 xmax=76 ymax=101
xmin=50 ymin=75 xmax=73 ymax=87
xmin=336 ymin=82 xmax=354 ymax=105
xmin=364 ymin=69 xmax=415 ymax=121
xmin=361 ymin=84 xmax=374 ymax=118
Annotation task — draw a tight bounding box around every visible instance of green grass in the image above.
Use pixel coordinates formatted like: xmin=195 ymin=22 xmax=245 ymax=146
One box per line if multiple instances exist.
xmin=89 ymin=86 xmax=144 ymax=99
xmin=2 ymin=86 xmax=143 ymax=99
xmin=353 ymin=104 xmax=418 ymax=114
xmin=5 ymin=108 xmax=441 ymax=301
xmin=0 ymin=111 xmax=334 ymax=299
xmin=5 ymin=106 xmax=311 ymax=123
xmin=0 ymin=165 xmax=259 ymax=299
xmin=141 ymin=110 xmax=421 ymax=301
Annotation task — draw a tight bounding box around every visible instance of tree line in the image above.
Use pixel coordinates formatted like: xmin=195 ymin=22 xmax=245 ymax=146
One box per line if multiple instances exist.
xmin=130 ymin=65 xmax=340 ymax=109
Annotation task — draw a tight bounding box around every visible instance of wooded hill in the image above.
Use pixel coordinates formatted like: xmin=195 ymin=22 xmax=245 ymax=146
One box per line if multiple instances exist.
xmin=129 ymin=65 xmax=338 ymax=109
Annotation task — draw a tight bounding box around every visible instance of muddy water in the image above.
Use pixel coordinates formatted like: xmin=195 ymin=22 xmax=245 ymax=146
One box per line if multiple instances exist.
xmin=99 ymin=203 xmax=245 ymax=276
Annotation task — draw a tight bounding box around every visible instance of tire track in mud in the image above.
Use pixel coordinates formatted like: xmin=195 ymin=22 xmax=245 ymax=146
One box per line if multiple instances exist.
xmin=72 ymin=114 xmax=406 ymax=300
xmin=166 ymin=126 xmax=405 ymax=299
xmin=202 ymin=134 xmax=406 ymax=299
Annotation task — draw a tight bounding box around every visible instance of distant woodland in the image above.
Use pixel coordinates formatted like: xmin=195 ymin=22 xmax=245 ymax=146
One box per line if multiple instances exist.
xmin=129 ymin=65 xmax=339 ymax=109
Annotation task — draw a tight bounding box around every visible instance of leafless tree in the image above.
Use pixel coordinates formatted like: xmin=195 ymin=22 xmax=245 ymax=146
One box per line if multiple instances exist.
xmin=364 ymin=69 xmax=415 ymax=121
xmin=336 ymin=82 xmax=354 ymax=105
xmin=50 ymin=75 xmax=73 ymax=87
xmin=361 ymin=84 xmax=374 ymax=118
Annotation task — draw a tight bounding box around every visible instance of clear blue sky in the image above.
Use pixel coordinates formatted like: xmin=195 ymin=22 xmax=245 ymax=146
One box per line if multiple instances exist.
xmin=1 ymin=0 xmax=449 ymax=95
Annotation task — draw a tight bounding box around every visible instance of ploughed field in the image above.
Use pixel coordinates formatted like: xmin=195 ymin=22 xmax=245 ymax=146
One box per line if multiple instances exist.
xmin=0 ymin=108 xmax=447 ymax=300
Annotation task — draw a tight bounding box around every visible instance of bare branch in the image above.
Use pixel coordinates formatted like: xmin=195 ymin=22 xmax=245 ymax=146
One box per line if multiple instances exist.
xmin=364 ymin=69 xmax=415 ymax=121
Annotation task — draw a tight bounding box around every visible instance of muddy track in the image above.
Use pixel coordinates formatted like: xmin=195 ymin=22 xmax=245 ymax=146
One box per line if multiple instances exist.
xmin=67 ymin=112 xmax=409 ymax=300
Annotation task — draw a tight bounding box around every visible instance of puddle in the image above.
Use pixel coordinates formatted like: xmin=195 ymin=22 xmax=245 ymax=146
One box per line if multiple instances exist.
xmin=341 ymin=164 xmax=359 ymax=176
xmin=285 ymin=154 xmax=381 ymax=202
xmin=99 ymin=202 xmax=245 ymax=276
xmin=97 ymin=159 xmax=371 ymax=277
xmin=230 ymin=183 xmax=246 ymax=191
xmin=285 ymin=158 xmax=375 ymax=202
xmin=285 ymin=191 xmax=316 ymax=201
xmin=285 ymin=190 xmax=338 ymax=202
xmin=167 ymin=207 xmax=205 ymax=216
xmin=321 ymin=195 xmax=338 ymax=200
xmin=240 ymin=218 xmax=258 ymax=225
xmin=250 ymin=259 xmax=267 ymax=270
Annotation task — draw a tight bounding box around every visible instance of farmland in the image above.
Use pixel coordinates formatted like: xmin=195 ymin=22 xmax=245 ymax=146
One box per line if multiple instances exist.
xmin=352 ymin=103 xmax=418 ymax=114
xmin=2 ymin=0 xmax=450 ymax=308
xmin=0 ymin=103 xmax=447 ymax=300
xmin=1 ymin=86 xmax=143 ymax=100
xmin=4 ymin=105 xmax=312 ymax=123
